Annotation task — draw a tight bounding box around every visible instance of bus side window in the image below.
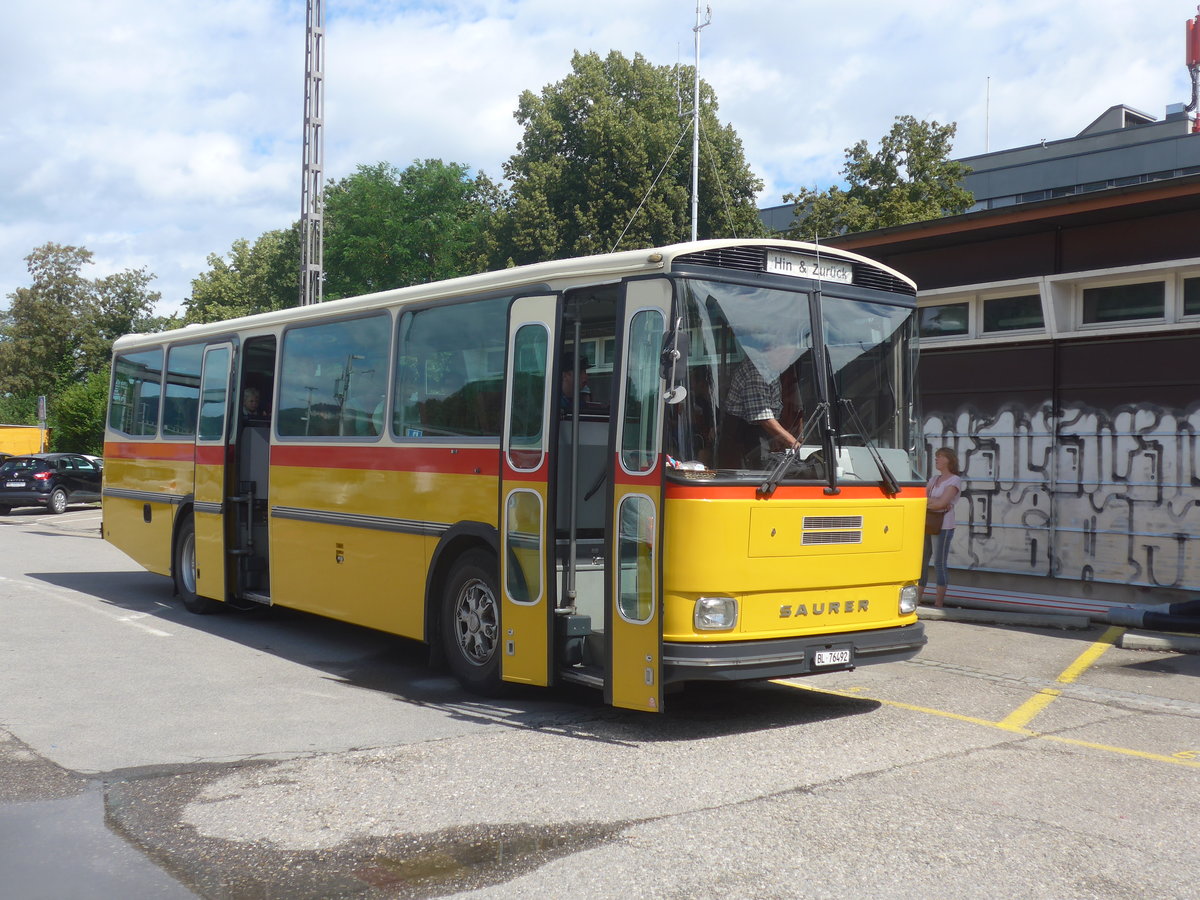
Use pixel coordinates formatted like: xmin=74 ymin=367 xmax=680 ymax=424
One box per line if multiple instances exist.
xmin=163 ymin=343 xmax=203 ymax=438
xmin=277 ymin=314 xmax=390 ymax=438
xmin=110 ymin=348 xmax=164 ymax=437
xmin=393 ymin=296 xmax=509 ymax=439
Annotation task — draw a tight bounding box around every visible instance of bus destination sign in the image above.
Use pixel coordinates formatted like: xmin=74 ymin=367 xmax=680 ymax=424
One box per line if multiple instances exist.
xmin=766 ymin=250 xmax=853 ymax=285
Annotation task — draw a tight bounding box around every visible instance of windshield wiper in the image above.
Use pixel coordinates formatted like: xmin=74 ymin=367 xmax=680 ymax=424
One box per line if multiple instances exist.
xmin=836 ymin=398 xmax=901 ymax=497
xmin=759 ymin=402 xmax=828 ymax=496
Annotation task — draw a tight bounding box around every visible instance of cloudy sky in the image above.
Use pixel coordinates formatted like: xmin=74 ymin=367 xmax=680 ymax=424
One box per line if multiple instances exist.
xmin=4 ymin=0 xmax=1195 ymax=315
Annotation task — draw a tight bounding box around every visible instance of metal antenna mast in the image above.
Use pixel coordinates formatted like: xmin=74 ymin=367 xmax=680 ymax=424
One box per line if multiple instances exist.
xmin=300 ymin=0 xmax=326 ymax=306
xmin=690 ymin=3 xmax=711 ymax=243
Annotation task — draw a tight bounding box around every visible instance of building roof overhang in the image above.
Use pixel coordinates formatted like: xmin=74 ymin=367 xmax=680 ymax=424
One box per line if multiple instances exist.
xmin=826 ymin=174 xmax=1200 ymax=256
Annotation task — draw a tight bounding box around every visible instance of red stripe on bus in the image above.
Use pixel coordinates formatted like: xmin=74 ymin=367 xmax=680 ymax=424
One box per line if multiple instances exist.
xmin=270 ymin=444 xmax=501 ymax=476
xmin=104 ymin=441 xmax=196 ymax=461
xmin=612 ymin=459 xmax=663 ymax=486
xmin=195 ymin=445 xmax=225 ymax=467
xmin=664 ymin=483 xmax=925 ymax=500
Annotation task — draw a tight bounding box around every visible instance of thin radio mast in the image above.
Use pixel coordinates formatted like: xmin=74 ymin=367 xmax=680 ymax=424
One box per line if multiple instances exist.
xmin=690 ymin=3 xmax=711 ymax=243
xmin=299 ymin=0 xmax=326 ymax=306
xmin=985 ymin=76 xmax=991 ymax=153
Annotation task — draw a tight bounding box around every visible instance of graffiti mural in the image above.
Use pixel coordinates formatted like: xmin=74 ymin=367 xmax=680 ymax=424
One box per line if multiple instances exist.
xmin=924 ymin=400 xmax=1200 ymax=591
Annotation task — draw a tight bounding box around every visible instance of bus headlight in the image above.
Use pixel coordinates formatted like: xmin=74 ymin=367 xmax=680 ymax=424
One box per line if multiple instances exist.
xmin=695 ymin=596 xmax=737 ymax=631
xmin=899 ymin=584 xmax=919 ymax=615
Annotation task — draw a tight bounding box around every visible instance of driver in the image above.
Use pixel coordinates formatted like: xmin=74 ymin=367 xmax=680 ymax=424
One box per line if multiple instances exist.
xmin=720 ymin=346 xmax=803 ymax=467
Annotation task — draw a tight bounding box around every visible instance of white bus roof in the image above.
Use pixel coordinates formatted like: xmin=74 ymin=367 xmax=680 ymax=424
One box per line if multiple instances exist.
xmin=114 ymin=238 xmax=915 ymax=351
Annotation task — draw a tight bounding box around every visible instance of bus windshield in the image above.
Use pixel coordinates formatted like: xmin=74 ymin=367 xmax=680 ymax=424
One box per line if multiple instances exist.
xmin=667 ymin=277 xmax=921 ymax=485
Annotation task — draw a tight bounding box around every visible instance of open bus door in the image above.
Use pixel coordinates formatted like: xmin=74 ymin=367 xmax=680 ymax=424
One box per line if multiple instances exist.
xmin=193 ymin=342 xmax=235 ymax=604
xmin=499 ymin=294 xmax=558 ymax=687
xmin=606 ymin=280 xmax=672 ymax=712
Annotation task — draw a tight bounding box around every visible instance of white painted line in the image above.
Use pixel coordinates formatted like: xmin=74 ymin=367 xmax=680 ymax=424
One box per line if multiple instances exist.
xmin=0 ymin=574 xmax=173 ymax=637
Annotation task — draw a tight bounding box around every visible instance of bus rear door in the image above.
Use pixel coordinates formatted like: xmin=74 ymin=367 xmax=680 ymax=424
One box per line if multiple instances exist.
xmin=499 ymin=294 xmax=557 ymax=686
xmin=194 ymin=342 xmax=234 ymax=603
xmin=607 ymin=280 xmax=671 ymax=712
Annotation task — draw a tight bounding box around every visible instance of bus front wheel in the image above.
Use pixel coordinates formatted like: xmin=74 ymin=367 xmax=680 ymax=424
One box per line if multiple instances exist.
xmin=173 ymin=514 xmax=221 ymax=615
xmin=441 ymin=549 xmax=504 ymax=695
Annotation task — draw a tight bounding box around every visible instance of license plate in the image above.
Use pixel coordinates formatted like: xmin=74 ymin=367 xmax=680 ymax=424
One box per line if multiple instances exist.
xmin=5 ymin=481 xmax=24 ymax=488
xmin=814 ymin=649 xmax=851 ymax=667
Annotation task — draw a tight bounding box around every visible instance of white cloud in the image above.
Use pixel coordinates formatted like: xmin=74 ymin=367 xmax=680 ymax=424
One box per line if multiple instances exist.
xmin=2 ymin=0 xmax=1195 ymax=316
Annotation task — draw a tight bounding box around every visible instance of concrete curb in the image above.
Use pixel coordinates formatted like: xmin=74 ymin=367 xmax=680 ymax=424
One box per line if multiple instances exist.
xmin=918 ymin=605 xmax=1091 ymax=630
xmin=918 ymin=606 xmax=1200 ymax=653
xmin=1118 ymin=631 xmax=1200 ymax=654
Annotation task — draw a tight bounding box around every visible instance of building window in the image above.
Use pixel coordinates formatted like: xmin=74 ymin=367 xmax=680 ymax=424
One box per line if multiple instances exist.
xmin=1184 ymin=277 xmax=1200 ymax=317
xmin=1081 ymin=282 xmax=1164 ymax=324
xmin=983 ymin=294 xmax=1043 ymax=333
xmin=919 ymin=303 xmax=969 ymax=338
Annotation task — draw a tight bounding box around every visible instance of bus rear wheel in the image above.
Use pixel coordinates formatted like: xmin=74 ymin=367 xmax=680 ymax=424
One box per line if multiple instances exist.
xmin=173 ymin=514 xmax=221 ymax=615
xmin=441 ymin=549 xmax=504 ymax=695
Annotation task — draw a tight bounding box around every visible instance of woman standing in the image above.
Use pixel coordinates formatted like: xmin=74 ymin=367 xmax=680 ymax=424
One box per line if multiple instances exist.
xmin=923 ymin=447 xmax=963 ymax=608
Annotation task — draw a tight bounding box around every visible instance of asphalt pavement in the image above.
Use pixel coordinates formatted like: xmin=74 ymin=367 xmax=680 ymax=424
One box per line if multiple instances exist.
xmin=3 ymin=505 xmax=1199 ymax=899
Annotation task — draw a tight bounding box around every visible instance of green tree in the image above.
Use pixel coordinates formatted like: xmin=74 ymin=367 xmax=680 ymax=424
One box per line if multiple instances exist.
xmin=83 ymin=267 xmax=175 ymax=373
xmin=0 ymin=392 xmax=38 ymax=426
xmin=784 ymin=116 xmax=974 ymax=239
xmin=323 ymin=159 xmax=502 ymax=299
xmin=1 ymin=243 xmax=165 ymax=392
xmin=0 ymin=244 xmax=93 ymax=398
xmin=497 ymin=50 xmax=766 ymax=266
xmin=184 ymin=225 xmax=300 ymax=324
xmin=0 ymin=243 xmax=165 ymax=447
xmin=49 ymin=368 xmax=109 ymax=454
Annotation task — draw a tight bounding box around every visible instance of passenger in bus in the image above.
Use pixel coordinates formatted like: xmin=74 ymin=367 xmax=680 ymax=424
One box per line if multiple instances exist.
xmin=560 ymin=352 xmax=605 ymax=416
xmin=921 ymin=447 xmax=963 ymax=608
xmin=242 ymin=386 xmax=265 ymax=421
xmin=719 ymin=354 xmax=803 ymax=467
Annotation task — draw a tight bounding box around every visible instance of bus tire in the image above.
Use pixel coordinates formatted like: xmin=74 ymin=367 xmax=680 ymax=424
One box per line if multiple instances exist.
xmin=441 ymin=549 xmax=504 ymax=695
xmin=173 ymin=514 xmax=221 ymax=615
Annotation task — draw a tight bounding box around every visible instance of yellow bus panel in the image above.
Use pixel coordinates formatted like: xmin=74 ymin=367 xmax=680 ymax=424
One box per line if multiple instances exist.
xmin=661 ymin=495 xmax=923 ymax=643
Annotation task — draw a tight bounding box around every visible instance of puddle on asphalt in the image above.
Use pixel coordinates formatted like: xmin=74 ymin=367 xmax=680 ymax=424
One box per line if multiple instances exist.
xmin=0 ymin=784 xmax=196 ymax=899
xmin=351 ymin=822 xmax=624 ymax=895
xmin=106 ymin=765 xmax=627 ymax=899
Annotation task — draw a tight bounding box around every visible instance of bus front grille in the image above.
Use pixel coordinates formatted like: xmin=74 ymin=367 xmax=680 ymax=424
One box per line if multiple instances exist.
xmin=802 ymin=531 xmax=864 ymax=545
xmin=803 ymin=515 xmax=863 ymax=529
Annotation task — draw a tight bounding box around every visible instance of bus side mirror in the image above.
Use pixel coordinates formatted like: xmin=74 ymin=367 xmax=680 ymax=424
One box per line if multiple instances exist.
xmin=660 ymin=321 xmax=689 ymax=405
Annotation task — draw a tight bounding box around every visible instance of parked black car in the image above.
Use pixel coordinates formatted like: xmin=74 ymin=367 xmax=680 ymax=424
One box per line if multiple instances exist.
xmin=0 ymin=453 xmax=103 ymax=515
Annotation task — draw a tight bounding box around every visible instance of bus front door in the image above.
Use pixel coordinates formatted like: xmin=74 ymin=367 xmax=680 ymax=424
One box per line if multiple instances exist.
xmin=194 ymin=342 xmax=235 ymax=603
xmin=499 ymin=294 xmax=558 ymax=687
xmin=606 ymin=280 xmax=671 ymax=712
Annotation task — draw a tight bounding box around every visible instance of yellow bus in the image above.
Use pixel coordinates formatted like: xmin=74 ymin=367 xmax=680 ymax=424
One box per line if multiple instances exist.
xmin=103 ymin=239 xmax=926 ymax=711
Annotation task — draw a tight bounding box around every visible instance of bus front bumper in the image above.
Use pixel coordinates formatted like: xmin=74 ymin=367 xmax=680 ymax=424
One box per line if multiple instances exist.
xmin=662 ymin=622 xmax=926 ymax=684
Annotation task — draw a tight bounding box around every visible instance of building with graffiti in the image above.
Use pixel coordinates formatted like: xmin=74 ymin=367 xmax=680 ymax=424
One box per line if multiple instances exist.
xmin=822 ymin=133 xmax=1200 ymax=603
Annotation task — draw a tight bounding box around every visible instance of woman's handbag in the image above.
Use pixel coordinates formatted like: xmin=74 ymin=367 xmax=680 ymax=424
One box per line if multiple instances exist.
xmin=924 ymin=507 xmax=945 ymax=535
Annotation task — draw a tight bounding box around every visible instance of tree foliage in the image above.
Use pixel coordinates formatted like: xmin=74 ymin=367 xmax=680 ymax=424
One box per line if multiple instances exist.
xmin=323 ymin=159 xmax=502 ymax=299
xmin=784 ymin=116 xmax=974 ymax=239
xmin=497 ymin=50 xmax=766 ymax=266
xmin=49 ymin=368 xmax=110 ymax=455
xmin=184 ymin=225 xmax=300 ymax=324
xmin=0 ymin=243 xmax=168 ymax=448
xmin=0 ymin=244 xmax=165 ymax=397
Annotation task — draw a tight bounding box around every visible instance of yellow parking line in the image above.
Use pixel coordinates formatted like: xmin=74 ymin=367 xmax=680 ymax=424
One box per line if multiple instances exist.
xmin=1057 ymin=626 xmax=1126 ymax=683
xmin=997 ymin=625 xmax=1124 ymax=730
xmin=777 ymin=657 xmax=1200 ymax=770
